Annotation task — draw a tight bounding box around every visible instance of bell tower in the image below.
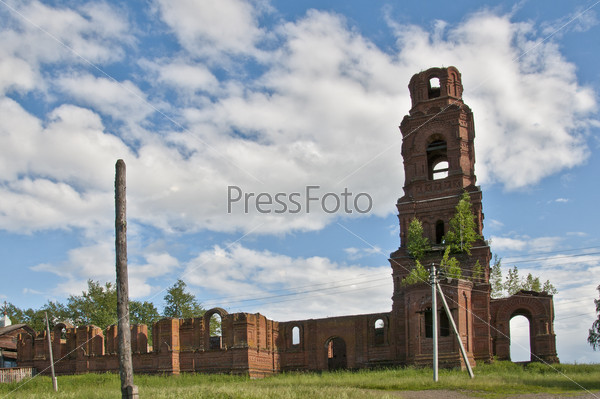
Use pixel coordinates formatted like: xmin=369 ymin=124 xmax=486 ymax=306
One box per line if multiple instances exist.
xmin=397 ymin=66 xmax=483 ymax=249
xmin=389 ymin=66 xmax=493 ymax=366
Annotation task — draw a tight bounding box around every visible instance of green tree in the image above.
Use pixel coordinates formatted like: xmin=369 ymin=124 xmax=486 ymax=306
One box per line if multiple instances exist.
xmin=66 ymin=280 xmax=162 ymax=330
xmin=493 ymin=262 xmax=557 ymax=298
xmin=542 ymin=280 xmax=558 ymax=295
xmin=471 ymin=260 xmax=483 ymax=283
xmin=407 ymin=218 xmax=430 ymax=260
xmin=402 ymin=260 xmax=429 ymax=286
xmin=522 ymin=273 xmax=542 ymax=292
xmin=130 ymin=301 xmax=160 ymax=326
xmin=67 ymin=280 xmax=118 ymax=328
xmin=490 ymin=255 xmax=504 ymax=298
xmin=504 ymin=266 xmax=522 ymax=295
xmin=440 ymin=246 xmax=462 ymax=281
xmin=163 ymin=279 xmax=205 ymax=319
xmin=4 ymin=302 xmax=26 ymax=325
xmin=443 ymin=191 xmax=481 ymax=254
xmin=588 ymin=285 xmax=600 ymax=350
xmin=5 ymin=281 xmax=161 ymax=333
xmin=4 ymin=301 xmax=69 ymax=331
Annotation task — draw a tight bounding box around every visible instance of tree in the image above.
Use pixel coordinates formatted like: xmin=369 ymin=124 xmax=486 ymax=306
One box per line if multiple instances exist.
xmin=439 ymin=246 xmax=462 ymax=281
xmin=588 ymin=285 xmax=600 ymax=350
xmin=471 ymin=260 xmax=483 ymax=284
xmin=491 ymin=261 xmax=558 ymax=298
xmin=403 ymin=218 xmax=434 ymax=287
xmin=130 ymin=301 xmax=160 ymax=326
xmin=443 ymin=191 xmax=481 ymax=254
xmin=402 ymin=260 xmax=429 ymax=286
xmin=163 ymin=279 xmax=205 ymax=319
xmin=490 ymin=255 xmax=504 ymax=298
xmin=407 ymin=218 xmax=430 ymax=261
xmin=504 ymin=266 xmax=522 ymax=295
xmin=542 ymin=280 xmax=558 ymax=295
xmin=4 ymin=301 xmax=69 ymax=331
xmin=522 ymin=273 xmax=541 ymax=292
xmin=67 ymin=280 xmax=118 ymax=328
xmin=6 ymin=280 xmax=162 ymax=333
xmin=4 ymin=302 xmax=26 ymax=325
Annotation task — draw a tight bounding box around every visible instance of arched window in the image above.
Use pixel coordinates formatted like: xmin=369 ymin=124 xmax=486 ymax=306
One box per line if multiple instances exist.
xmin=432 ymin=161 xmax=449 ymax=180
xmin=427 ymin=140 xmax=448 ymax=180
xmin=428 ymin=77 xmax=441 ymax=99
xmin=439 ymin=310 xmax=450 ymax=337
xmin=435 ymin=220 xmax=445 ymax=244
xmin=209 ymin=313 xmax=222 ymax=349
xmin=292 ymin=326 xmax=301 ymax=346
xmin=374 ymin=319 xmax=385 ymax=345
xmin=424 ymin=308 xmax=433 ymax=338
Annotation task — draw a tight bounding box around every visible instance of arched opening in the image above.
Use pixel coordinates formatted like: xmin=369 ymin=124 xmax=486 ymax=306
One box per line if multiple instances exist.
xmin=510 ymin=315 xmax=531 ymax=362
xmin=432 ymin=161 xmax=449 ymax=180
xmin=427 ymin=140 xmax=448 ymax=180
xmin=209 ymin=313 xmax=222 ymax=349
xmin=326 ymin=337 xmax=347 ymax=370
xmin=53 ymin=323 xmax=71 ymax=359
xmin=424 ymin=308 xmax=433 ymax=338
xmin=435 ymin=220 xmax=445 ymax=244
xmin=428 ymin=77 xmax=441 ymax=98
xmin=374 ymin=319 xmax=385 ymax=345
xmin=439 ymin=310 xmax=450 ymax=337
xmin=292 ymin=326 xmax=301 ymax=346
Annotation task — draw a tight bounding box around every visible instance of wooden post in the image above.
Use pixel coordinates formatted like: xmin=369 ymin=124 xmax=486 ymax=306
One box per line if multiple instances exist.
xmin=115 ymin=160 xmax=138 ymax=398
xmin=44 ymin=312 xmax=58 ymax=392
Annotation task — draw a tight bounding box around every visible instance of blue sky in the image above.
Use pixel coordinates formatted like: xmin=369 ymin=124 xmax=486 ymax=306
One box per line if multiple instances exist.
xmin=0 ymin=0 xmax=599 ymax=365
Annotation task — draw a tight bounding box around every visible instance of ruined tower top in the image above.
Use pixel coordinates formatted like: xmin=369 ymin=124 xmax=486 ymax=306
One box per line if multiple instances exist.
xmin=407 ymin=66 xmax=464 ymax=115
xmin=397 ymin=66 xmax=481 ymax=247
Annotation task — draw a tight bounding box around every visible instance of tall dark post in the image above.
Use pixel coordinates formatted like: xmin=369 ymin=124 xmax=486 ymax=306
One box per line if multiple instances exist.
xmin=115 ymin=160 xmax=138 ymax=398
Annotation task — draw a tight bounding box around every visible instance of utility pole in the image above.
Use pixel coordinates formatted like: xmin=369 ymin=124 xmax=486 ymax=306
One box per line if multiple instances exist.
xmin=44 ymin=312 xmax=58 ymax=392
xmin=436 ymin=283 xmax=474 ymax=378
xmin=431 ymin=263 xmax=438 ymax=382
xmin=430 ymin=263 xmax=475 ymax=381
xmin=115 ymin=159 xmax=138 ymax=399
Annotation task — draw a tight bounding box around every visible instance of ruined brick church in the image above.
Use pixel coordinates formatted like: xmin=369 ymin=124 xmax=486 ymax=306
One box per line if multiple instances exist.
xmin=17 ymin=67 xmax=558 ymax=377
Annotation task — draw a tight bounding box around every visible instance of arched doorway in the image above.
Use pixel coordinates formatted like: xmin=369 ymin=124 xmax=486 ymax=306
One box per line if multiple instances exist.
xmin=510 ymin=314 xmax=531 ymax=362
xmin=204 ymin=308 xmax=228 ymax=350
xmin=326 ymin=337 xmax=347 ymax=370
xmin=490 ymin=292 xmax=558 ymax=363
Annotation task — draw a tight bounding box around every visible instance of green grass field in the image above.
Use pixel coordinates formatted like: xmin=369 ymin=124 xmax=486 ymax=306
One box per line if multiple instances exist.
xmin=1 ymin=362 xmax=599 ymax=398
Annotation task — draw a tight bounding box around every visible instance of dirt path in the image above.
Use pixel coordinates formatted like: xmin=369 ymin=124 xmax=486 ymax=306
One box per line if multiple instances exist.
xmin=392 ymin=390 xmax=600 ymax=399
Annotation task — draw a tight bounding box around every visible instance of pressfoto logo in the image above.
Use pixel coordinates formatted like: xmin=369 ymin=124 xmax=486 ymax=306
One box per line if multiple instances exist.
xmin=227 ymin=185 xmax=373 ymax=214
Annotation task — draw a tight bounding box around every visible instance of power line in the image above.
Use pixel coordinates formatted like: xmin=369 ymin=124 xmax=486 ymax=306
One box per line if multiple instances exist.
xmin=501 ymin=251 xmax=600 ymax=265
xmin=501 ymin=246 xmax=600 ymax=262
xmin=197 ymin=270 xmax=389 ymax=305
xmin=201 ymin=276 xmax=391 ymax=308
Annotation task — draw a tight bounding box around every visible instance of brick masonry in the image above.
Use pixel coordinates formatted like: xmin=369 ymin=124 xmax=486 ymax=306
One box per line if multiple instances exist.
xmin=17 ymin=67 xmax=558 ymax=376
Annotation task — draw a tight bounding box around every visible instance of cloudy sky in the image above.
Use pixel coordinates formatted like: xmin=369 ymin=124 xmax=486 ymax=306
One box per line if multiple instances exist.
xmin=0 ymin=0 xmax=599 ymax=365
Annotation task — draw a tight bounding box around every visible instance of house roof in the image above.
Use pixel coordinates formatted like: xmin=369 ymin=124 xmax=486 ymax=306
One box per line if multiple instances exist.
xmin=0 ymin=324 xmax=35 ymax=337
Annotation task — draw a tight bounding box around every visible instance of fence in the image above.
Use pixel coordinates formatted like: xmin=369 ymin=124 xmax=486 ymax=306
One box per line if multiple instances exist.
xmin=0 ymin=367 xmax=36 ymax=383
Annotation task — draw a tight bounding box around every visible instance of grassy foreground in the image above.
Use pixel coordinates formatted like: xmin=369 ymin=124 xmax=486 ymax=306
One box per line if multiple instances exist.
xmin=0 ymin=362 xmax=599 ymax=398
